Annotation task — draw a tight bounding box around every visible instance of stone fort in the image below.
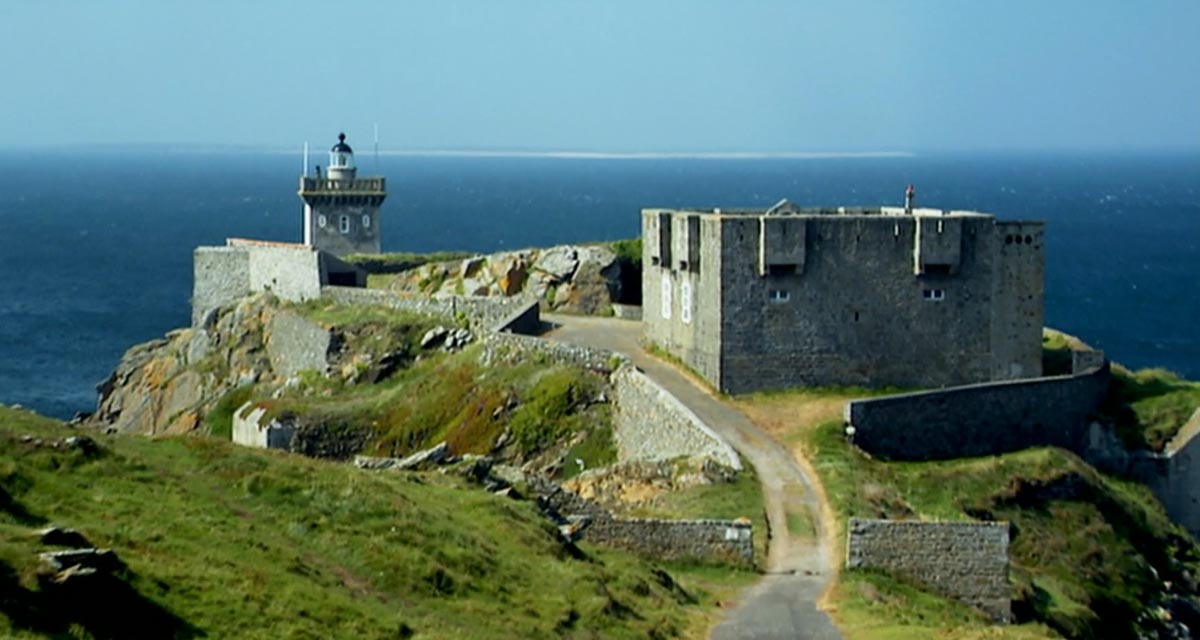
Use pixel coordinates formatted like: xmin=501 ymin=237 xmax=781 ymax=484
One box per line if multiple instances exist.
xmin=641 ymin=200 xmax=1045 ymax=393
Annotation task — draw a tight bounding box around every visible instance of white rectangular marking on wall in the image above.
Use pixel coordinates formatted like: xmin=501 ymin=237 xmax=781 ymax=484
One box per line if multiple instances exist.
xmin=661 ymin=274 xmax=672 ymax=320
xmin=725 ymin=527 xmax=739 ymax=541
xmin=680 ymin=281 xmax=692 ymax=324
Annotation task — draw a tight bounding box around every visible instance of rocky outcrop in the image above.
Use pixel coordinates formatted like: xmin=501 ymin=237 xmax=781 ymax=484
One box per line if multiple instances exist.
xmin=90 ymin=296 xmax=281 ymax=435
xmin=562 ymin=458 xmax=739 ymax=513
xmin=382 ymin=244 xmax=628 ymax=314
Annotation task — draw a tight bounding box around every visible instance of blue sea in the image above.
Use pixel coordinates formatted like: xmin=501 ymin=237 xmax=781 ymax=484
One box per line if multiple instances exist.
xmin=0 ymin=149 xmax=1197 ymax=419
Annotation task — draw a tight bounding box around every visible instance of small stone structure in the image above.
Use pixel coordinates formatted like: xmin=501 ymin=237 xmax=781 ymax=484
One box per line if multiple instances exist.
xmin=643 ymin=204 xmax=1045 ymax=394
xmin=192 ymin=239 xmax=364 ymax=325
xmin=845 ymin=352 xmax=1109 ymax=461
xmin=232 ymin=403 xmax=294 ymax=449
xmin=847 ymin=518 xmax=1011 ymax=622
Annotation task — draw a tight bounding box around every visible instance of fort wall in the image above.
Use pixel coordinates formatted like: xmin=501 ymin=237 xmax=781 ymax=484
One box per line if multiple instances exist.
xmin=193 ymin=241 xmax=361 ymax=325
xmin=641 ymin=208 xmax=1045 ymax=394
xmin=845 ymin=358 xmax=1110 ymax=461
xmin=846 ymin=518 xmax=1010 ymax=622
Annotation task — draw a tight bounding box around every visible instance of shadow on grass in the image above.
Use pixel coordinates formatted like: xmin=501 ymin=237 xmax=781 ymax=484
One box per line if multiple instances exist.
xmin=1 ymin=558 xmax=204 ymax=639
xmin=0 ymin=487 xmax=46 ymax=527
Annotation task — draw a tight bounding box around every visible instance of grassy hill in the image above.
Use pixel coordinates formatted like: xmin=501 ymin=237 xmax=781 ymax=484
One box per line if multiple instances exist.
xmin=0 ymin=407 xmax=746 ymax=639
xmin=735 ymin=385 xmax=1200 ymax=640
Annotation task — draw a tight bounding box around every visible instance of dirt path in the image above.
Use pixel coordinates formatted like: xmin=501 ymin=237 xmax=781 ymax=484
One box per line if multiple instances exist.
xmin=543 ymin=314 xmax=842 ymax=640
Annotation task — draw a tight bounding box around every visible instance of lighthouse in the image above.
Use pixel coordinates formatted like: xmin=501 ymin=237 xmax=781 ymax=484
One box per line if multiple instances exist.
xmin=298 ymin=132 xmax=387 ymax=257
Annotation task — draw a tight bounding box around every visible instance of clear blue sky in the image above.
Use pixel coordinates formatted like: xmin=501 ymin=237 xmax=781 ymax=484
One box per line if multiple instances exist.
xmin=3 ymin=1 xmax=1197 ymax=152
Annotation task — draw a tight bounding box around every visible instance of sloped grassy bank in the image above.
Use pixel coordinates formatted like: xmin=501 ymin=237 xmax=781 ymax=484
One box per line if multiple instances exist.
xmin=0 ymin=406 xmax=745 ymax=639
xmin=806 ymin=420 xmax=1200 ymax=640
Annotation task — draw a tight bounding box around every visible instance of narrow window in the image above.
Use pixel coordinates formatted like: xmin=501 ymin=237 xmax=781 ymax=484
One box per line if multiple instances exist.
xmin=681 ymin=281 xmax=693 ymax=324
xmin=317 ymin=214 xmax=327 ymax=228
xmin=660 ymin=274 xmax=672 ymax=320
xmin=922 ymin=288 xmax=945 ymax=301
xmin=339 ymin=215 xmax=350 ymax=234
xmin=768 ymin=289 xmax=790 ymax=303
xmin=362 ymin=214 xmax=371 ymax=229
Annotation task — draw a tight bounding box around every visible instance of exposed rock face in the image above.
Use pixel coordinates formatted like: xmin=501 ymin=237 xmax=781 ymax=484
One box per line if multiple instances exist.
xmin=384 ymin=244 xmax=626 ymax=314
xmin=563 ymin=458 xmax=738 ymax=513
xmin=88 ymin=295 xmax=337 ymax=436
xmin=89 ymin=296 xmax=280 ymax=435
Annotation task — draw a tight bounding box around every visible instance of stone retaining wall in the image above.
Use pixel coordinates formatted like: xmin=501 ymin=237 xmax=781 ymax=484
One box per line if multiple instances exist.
xmin=611 ymin=366 xmax=742 ymax=470
xmin=847 ymin=518 xmax=1010 ymax=622
xmin=845 ymin=357 xmax=1110 ymax=461
xmin=480 ymin=333 xmax=626 ymax=373
xmin=535 ymin=480 xmax=752 ymax=565
xmin=321 ymin=286 xmax=537 ymax=333
xmin=265 ymin=310 xmax=333 ymax=377
xmin=587 ymin=517 xmax=753 ymax=565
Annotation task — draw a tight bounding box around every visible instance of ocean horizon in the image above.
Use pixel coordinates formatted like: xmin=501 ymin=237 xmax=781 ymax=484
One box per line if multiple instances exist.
xmin=1 ymin=148 xmax=1196 ymax=419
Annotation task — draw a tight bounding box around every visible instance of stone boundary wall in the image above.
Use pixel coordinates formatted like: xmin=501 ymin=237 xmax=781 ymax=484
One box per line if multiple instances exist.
xmin=847 ymin=518 xmax=1011 ymax=622
xmin=480 ymin=333 xmax=626 ymax=373
xmin=535 ymin=480 xmax=753 ymax=565
xmin=610 ymin=366 xmax=742 ymax=470
xmin=846 ymin=360 xmax=1110 ymax=461
xmin=587 ymin=517 xmax=753 ymax=565
xmin=321 ymin=286 xmax=538 ymax=333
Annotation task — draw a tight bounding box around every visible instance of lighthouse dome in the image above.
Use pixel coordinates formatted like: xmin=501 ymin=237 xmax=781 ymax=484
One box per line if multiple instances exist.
xmin=331 ymin=132 xmax=353 ymax=154
xmin=328 ymin=132 xmax=356 ymax=179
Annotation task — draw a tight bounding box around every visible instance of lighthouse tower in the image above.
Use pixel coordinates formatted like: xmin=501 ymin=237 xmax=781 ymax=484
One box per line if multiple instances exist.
xmin=298 ymin=132 xmax=387 ymax=257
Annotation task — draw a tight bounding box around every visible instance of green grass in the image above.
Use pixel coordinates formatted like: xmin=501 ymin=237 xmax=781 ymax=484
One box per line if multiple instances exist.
xmin=344 ymin=251 xmax=474 ymax=275
xmin=1104 ymin=365 xmax=1200 ymax=452
xmin=559 ymin=426 xmax=617 ymax=481
xmin=629 ymin=462 xmax=768 ymax=568
xmin=257 ymin=340 xmax=614 ymax=465
xmin=0 ymin=407 xmax=727 ymax=639
xmin=805 ymin=419 xmax=1199 ymax=639
xmin=610 ymin=238 xmax=642 ymax=271
xmin=1041 ymin=328 xmax=1200 ymax=452
xmin=1041 ymin=329 xmax=1084 ymax=376
xmin=202 ymin=385 xmax=255 ymax=438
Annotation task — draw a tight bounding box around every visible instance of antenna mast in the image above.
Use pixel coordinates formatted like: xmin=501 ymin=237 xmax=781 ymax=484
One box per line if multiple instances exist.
xmin=303 ymin=141 xmax=309 ymax=176
xmin=373 ymin=123 xmax=380 ymax=174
